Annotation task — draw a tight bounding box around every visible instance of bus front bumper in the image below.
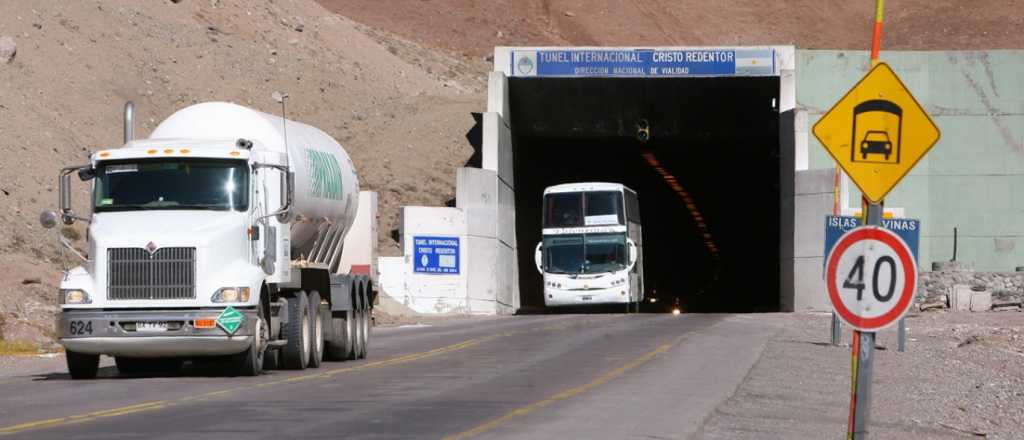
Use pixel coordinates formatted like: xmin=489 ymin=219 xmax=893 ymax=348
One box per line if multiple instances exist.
xmin=543 ymin=287 xmax=631 ymax=306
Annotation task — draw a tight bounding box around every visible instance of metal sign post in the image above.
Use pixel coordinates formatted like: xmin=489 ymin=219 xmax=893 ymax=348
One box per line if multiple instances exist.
xmin=849 ymin=200 xmax=882 ymax=438
xmin=813 ymin=1 xmax=939 ymax=436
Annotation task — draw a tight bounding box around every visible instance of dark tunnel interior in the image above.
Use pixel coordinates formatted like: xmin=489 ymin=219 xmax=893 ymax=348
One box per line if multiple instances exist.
xmin=510 ymin=76 xmax=782 ymax=313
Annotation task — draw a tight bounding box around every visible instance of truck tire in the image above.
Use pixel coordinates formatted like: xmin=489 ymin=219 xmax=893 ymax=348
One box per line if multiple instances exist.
xmin=263 ymin=349 xmax=280 ymax=371
xmin=281 ymin=291 xmax=310 ymax=370
xmin=231 ymin=304 xmax=267 ymax=376
xmin=66 ymin=350 xmax=99 ymax=380
xmin=351 ymin=296 xmax=365 ymax=360
xmin=358 ymin=308 xmax=369 ymax=359
xmin=307 ymin=291 xmax=324 ymax=369
xmin=324 ymin=310 xmax=355 ymax=361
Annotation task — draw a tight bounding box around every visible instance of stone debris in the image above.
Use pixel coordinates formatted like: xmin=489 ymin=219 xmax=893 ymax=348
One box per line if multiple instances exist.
xmin=917 ymin=264 xmax=1024 ymax=313
xmin=0 ymin=36 xmax=16 ymax=64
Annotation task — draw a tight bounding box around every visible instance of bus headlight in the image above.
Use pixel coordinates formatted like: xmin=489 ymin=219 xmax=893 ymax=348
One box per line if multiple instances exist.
xmin=60 ymin=289 xmax=91 ymax=304
xmin=212 ymin=287 xmax=251 ymax=303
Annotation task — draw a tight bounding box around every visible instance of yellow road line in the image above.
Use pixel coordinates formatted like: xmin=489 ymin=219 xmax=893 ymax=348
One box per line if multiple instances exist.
xmin=444 ymin=332 xmax=693 ymax=440
xmin=0 ymin=401 xmax=169 ymax=435
xmin=0 ymin=338 xmax=483 ymax=436
xmin=0 ymin=315 xmax=619 ymax=437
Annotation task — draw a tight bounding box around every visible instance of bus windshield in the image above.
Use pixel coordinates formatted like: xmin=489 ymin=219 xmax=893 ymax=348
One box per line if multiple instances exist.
xmin=543 ymin=233 xmax=627 ymax=274
xmin=544 ymin=191 xmax=624 ymax=228
xmin=93 ymin=159 xmax=249 ymax=212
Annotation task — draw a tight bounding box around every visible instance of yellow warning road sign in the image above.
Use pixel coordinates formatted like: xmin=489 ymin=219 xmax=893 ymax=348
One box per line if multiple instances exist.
xmin=813 ymin=62 xmax=940 ymax=203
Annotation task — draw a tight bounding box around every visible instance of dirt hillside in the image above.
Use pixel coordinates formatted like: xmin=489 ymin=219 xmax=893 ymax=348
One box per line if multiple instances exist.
xmin=2 ymin=0 xmax=1022 ymax=346
xmin=319 ymin=0 xmax=1024 ymax=57
xmin=0 ymin=0 xmax=483 ymax=346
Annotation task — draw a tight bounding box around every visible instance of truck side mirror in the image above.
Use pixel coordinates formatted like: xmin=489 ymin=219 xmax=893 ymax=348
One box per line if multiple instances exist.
xmin=59 ymin=173 xmax=76 ymax=225
xmin=534 ymin=243 xmax=543 ymax=274
xmin=39 ymin=210 xmax=59 ymax=229
xmin=77 ymin=167 xmax=96 ymax=181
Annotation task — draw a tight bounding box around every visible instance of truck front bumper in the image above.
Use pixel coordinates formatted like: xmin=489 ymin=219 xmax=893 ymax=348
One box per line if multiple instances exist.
xmin=57 ymin=308 xmax=257 ymax=358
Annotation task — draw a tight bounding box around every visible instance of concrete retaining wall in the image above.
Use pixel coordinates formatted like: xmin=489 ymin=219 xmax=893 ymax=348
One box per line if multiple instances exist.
xmin=799 ymin=50 xmax=1024 ymax=272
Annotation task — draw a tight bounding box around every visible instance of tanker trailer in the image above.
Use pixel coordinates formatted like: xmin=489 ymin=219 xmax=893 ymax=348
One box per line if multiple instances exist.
xmin=40 ymin=101 xmax=376 ymax=378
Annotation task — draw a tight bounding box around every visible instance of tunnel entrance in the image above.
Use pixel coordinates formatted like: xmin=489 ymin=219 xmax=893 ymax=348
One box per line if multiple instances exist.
xmin=510 ymin=76 xmax=782 ymax=312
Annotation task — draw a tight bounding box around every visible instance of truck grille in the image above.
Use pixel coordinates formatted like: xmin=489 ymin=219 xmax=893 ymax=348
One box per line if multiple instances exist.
xmin=107 ymin=247 xmax=196 ymax=300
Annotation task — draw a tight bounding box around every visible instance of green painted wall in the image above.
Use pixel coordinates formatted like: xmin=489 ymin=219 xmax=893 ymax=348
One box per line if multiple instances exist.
xmin=798 ymin=50 xmax=1024 ymax=271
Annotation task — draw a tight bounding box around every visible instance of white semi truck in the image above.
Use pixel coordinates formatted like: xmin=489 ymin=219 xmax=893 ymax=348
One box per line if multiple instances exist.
xmin=40 ymin=101 xmax=376 ymax=378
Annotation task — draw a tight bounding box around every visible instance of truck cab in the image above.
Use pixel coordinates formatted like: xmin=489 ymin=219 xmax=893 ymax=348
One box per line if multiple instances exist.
xmin=42 ymin=102 xmax=375 ymax=378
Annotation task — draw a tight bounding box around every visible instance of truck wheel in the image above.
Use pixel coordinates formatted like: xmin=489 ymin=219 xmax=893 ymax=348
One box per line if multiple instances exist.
xmin=358 ymin=307 xmax=370 ymax=359
xmin=352 ymin=308 xmax=365 ymax=360
xmin=231 ymin=306 xmax=266 ymax=376
xmin=263 ymin=349 xmax=280 ymax=371
xmin=281 ymin=291 xmax=310 ymax=370
xmin=307 ymin=291 xmax=324 ymax=369
xmin=67 ymin=350 xmax=99 ymax=380
xmin=324 ymin=310 xmax=355 ymax=361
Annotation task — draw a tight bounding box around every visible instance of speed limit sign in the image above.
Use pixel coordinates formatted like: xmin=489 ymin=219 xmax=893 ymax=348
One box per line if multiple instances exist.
xmin=826 ymin=226 xmax=917 ymax=332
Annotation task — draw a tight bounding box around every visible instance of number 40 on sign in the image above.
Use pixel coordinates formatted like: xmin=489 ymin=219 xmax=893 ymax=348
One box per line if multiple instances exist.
xmin=825 ymin=226 xmax=918 ymax=332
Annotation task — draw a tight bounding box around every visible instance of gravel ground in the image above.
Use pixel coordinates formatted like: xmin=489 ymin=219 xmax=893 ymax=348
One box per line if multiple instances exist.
xmin=696 ymin=311 xmax=1024 ymax=439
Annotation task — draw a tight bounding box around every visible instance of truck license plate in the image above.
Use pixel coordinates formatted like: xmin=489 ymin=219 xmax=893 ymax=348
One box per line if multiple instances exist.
xmin=137 ymin=322 xmax=168 ymax=332
xmin=581 ymin=295 xmax=593 ymax=301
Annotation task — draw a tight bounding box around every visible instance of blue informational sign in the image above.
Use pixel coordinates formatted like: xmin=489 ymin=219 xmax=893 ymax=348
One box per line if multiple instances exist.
xmin=824 ymin=216 xmax=921 ymax=264
xmin=509 ymin=48 xmax=776 ymax=77
xmin=413 ymin=236 xmax=460 ymax=275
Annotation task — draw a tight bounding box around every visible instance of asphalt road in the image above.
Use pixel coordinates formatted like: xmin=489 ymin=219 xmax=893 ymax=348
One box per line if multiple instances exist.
xmin=0 ymin=313 xmax=783 ymax=439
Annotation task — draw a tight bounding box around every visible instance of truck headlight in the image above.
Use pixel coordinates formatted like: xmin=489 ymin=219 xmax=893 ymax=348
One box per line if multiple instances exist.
xmin=60 ymin=289 xmax=91 ymax=304
xmin=212 ymin=287 xmax=251 ymax=303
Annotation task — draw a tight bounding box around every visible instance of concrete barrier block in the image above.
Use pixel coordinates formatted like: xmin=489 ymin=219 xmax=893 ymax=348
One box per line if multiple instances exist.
xmin=401 ymin=206 xmax=466 ymax=236
xmin=951 ymin=285 xmax=973 ymax=311
xmin=482 ymin=112 xmax=513 ymax=186
xmin=466 ymin=235 xmax=498 ymax=303
xmin=970 ymin=290 xmax=992 ymax=312
xmin=339 ymin=191 xmax=378 ymax=280
xmin=496 ymin=242 xmax=515 ymax=310
xmin=792 ymin=257 xmax=830 ymax=312
xmin=794 ymin=168 xmax=836 ymax=195
xmin=793 ymin=191 xmax=833 ymax=258
xmin=497 ymin=179 xmax=516 ymax=246
xmin=399 ymin=207 xmax=469 ymax=315
xmin=376 ymin=256 xmax=406 ymax=301
xmin=457 ymin=167 xmax=499 ymax=238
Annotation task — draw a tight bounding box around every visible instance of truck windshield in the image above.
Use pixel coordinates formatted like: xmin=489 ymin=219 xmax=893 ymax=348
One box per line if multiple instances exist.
xmin=544 ymin=191 xmax=623 ymax=227
xmin=543 ymin=233 xmax=627 ymax=274
xmin=93 ymin=159 xmax=249 ymax=212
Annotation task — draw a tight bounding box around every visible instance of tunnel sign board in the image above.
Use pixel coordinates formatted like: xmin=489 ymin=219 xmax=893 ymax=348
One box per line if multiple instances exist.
xmin=509 ymin=49 xmax=777 ymax=77
xmin=825 ymin=226 xmax=917 ymax=332
xmin=413 ymin=236 xmax=460 ymax=275
xmin=812 ymin=63 xmax=940 ymax=203
xmin=824 ymin=215 xmax=920 ymax=265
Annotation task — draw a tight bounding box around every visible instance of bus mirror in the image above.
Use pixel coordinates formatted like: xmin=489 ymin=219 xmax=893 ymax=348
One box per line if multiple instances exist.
xmin=534 ymin=243 xmax=543 ymax=274
xmin=626 ymin=239 xmax=638 ymax=271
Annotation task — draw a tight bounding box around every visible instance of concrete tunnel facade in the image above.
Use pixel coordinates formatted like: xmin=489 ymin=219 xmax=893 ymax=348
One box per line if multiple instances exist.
xmin=376 ymin=47 xmax=1024 ymax=315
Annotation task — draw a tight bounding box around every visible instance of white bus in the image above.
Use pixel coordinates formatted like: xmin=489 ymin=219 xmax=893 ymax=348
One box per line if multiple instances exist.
xmin=534 ymin=182 xmax=644 ymax=308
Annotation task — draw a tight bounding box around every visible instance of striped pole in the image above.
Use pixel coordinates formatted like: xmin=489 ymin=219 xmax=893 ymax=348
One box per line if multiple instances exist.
xmin=870 ymin=0 xmax=885 ymax=65
xmin=849 ymin=3 xmax=884 ymax=438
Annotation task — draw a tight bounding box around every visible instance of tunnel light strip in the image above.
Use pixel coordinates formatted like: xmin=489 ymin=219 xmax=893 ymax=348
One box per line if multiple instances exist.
xmin=641 ymin=152 xmax=720 ymax=260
